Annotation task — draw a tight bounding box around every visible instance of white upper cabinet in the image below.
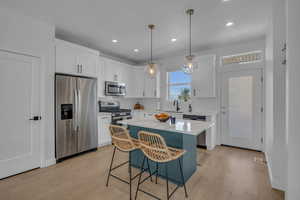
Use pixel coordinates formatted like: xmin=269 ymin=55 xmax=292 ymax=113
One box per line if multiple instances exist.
xmin=102 ymin=58 xmax=127 ymax=82
xmin=97 ymin=57 xmax=106 ymax=97
xmin=130 ymin=66 xmax=160 ymax=98
xmin=55 ymin=39 xmax=99 ymax=77
xmin=135 ymin=68 xmax=146 ymax=97
xmin=192 ymin=55 xmax=216 ymax=98
xmin=97 ymin=58 xmax=160 ymax=99
xmin=144 ymin=70 xmax=160 ymax=98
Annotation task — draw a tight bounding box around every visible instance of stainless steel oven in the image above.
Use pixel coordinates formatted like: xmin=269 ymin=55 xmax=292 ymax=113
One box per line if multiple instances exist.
xmin=99 ymin=100 xmax=132 ymax=125
xmin=105 ymin=81 xmax=126 ymax=96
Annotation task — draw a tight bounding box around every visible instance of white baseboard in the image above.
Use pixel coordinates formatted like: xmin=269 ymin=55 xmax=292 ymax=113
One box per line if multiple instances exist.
xmin=265 ymin=152 xmax=285 ymax=191
xmin=265 ymin=153 xmax=273 ymax=184
xmin=42 ymin=158 xmax=56 ymax=168
xmin=98 ymin=141 xmax=112 ymax=147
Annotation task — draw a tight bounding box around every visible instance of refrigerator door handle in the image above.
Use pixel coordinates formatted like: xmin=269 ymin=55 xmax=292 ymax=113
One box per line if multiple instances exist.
xmin=77 ymin=88 xmax=81 ymax=131
xmin=73 ymin=89 xmax=78 ymax=132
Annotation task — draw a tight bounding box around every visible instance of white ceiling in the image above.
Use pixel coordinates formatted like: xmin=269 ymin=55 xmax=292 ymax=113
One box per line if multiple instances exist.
xmin=0 ymin=0 xmax=271 ymax=64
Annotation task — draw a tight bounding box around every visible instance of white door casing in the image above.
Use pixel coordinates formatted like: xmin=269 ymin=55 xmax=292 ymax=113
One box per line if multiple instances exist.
xmin=221 ymin=68 xmax=263 ymax=151
xmin=0 ymin=50 xmax=41 ymax=179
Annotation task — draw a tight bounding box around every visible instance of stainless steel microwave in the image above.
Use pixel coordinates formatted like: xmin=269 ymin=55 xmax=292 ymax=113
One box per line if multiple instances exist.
xmin=105 ymin=81 xmax=126 ymax=96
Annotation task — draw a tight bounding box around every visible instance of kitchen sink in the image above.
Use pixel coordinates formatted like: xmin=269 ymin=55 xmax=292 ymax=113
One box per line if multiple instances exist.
xmin=163 ymin=110 xmax=183 ymax=113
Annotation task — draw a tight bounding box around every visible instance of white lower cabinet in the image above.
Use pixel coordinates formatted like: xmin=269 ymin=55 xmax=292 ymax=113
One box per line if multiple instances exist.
xmin=98 ymin=114 xmax=112 ymax=147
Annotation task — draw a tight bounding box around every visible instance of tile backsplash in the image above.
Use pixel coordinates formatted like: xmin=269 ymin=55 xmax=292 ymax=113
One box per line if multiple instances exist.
xmin=98 ymin=97 xmax=138 ymax=109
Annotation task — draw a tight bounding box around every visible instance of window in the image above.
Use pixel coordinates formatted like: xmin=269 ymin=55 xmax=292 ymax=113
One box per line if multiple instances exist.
xmin=167 ymin=70 xmax=191 ymax=101
xmin=222 ymin=51 xmax=263 ymax=65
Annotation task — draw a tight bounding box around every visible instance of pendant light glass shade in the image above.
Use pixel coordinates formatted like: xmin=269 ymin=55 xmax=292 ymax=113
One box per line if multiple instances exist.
xmin=146 ymin=62 xmax=157 ymax=77
xmin=182 ymin=9 xmax=195 ymax=74
xmin=146 ymin=24 xmax=157 ymax=78
xmin=182 ymin=55 xmax=195 ymax=74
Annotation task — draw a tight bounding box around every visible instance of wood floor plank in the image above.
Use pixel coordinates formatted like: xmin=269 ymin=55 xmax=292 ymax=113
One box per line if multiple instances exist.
xmin=0 ymin=145 xmax=284 ymax=200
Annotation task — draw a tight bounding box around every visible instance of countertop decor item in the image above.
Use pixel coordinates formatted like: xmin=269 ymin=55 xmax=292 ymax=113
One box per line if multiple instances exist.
xmin=182 ymin=9 xmax=197 ymax=74
xmin=154 ymin=113 xmax=170 ymax=122
xmin=134 ymin=102 xmax=144 ymax=110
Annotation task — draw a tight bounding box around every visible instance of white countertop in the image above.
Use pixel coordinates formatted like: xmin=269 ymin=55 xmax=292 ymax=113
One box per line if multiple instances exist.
xmin=132 ymin=109 xmax=218 ymax=116
xmin=120 ymin=118 xmax=215 ymax=136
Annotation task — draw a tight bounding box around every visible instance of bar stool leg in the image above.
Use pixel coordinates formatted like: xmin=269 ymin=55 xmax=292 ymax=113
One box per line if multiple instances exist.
xmin=129 ymin=151 xmax=132 ymax=200
xmin=146 ymin=158 xmax=153 ymax=182
xmin=165 ymin=162 xmax=169 ymax=200
xmin=135 ymin=156 xmax=146 ymax=200
xmin=178 ymin=159 xmax=188 ymax=198
xmin=155 ymin=162 xmax=158 ymax=184
xmin=106 ymin=146 xmax=117 ymax=187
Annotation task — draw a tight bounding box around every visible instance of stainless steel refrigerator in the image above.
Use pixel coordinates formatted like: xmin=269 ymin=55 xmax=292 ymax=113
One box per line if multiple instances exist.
xmin=55 ymin=74 xmax=98 ymax=160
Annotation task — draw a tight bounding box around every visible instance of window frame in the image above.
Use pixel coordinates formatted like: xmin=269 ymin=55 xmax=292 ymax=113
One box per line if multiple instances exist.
xmin=222 ymin=50 xmax=263 ymax=66
xmin=167 ymin=70 xmax=192 ymax=101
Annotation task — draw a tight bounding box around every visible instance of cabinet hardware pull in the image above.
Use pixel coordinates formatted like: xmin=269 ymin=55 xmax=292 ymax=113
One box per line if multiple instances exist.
xmin=29 ymin=116 xmax=42 ymax=121
xmin=193 ymin=89 xmax=196 ymax=96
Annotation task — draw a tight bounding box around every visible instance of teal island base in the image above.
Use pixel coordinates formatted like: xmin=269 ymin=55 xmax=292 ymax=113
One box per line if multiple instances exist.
xmin=128 ymin=125 xmax=197 ymax=185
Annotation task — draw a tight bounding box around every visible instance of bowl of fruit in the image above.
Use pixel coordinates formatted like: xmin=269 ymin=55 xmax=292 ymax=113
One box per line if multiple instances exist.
xmin=154 ymin=113 xmax=170 ymax=122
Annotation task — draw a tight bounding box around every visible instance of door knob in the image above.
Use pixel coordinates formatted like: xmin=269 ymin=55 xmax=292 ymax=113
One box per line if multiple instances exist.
xmin=29 ymin=116 xmax=42 ymax=121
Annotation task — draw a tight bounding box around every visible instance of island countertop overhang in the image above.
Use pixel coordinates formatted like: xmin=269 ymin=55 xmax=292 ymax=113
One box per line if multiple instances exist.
xmin=120 ymin=118 xmax=215 ymax=136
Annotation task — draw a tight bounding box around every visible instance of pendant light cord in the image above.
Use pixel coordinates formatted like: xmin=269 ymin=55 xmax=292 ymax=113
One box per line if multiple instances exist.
xmin=150 ymin=26 xmax=153 ymax=63
xmin=189 ymin=10 xmax=192 ymax=57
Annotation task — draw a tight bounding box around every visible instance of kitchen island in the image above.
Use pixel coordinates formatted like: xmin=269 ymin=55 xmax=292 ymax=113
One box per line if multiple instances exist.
xmin=120 ymin=118 xmax=215 ymax=185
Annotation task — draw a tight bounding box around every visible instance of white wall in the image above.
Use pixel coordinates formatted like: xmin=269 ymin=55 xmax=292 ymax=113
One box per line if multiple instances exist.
xmin=287 ymin=0 xmax=300 ymax=199
xmin=0 ymin=7 xmax=56 ymax=167
xmin=264 ymin=0 xmax=287 ymax=191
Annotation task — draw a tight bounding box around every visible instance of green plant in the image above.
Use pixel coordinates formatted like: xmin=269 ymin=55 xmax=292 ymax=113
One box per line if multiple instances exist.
xmin=178 ymin=88 xmax=191 ymax=102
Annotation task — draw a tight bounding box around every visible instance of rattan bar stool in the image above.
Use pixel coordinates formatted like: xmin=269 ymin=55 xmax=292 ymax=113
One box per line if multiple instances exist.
xmin=106 ymin=125 xmax=152 ymax=200
xmin=135 ymin=131 xmax=188 ymax=200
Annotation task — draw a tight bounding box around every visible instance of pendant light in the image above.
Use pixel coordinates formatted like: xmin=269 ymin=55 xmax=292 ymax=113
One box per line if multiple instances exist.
xmin=146 ymin=24 xmax=157 ymax=77
xmin=182 ymin=9 xmax=196 ymax=74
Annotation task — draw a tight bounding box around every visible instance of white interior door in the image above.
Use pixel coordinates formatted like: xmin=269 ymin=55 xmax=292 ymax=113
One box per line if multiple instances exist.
xmin=221 ymin=69 xmax=263 ymax=150
xmin=0 ymin=51 xmax=41 ymax=179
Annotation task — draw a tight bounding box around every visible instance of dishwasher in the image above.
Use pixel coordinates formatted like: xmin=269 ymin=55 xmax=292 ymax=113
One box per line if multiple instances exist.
xmin=183 ymin=114 xmax=207 ymax=149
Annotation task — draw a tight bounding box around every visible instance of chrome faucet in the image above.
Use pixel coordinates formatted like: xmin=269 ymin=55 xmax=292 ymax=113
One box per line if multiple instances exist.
xmin=189 ymin=104 xmax=192 ymax=112
xmin=173 ymin=100 xmax=180 ymax=112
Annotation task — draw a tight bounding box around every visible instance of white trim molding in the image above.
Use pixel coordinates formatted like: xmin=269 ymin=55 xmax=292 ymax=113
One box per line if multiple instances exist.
xmin=42 ymin=159 xmax=56 ymax=168
xmin=265 ymin=152 xmax=285 ymax=191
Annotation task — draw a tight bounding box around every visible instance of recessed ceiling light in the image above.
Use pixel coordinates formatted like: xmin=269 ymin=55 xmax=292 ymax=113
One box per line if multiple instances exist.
xmin=112 ymin=39 xmax=118 ymax=43
xmin=171 ymin=38 xmax=177 ymax=42
xmin=226 ymin=21 xmax=234 ymax=27
xmin=134 ymin=49 xmax=139 ymax=52
xmin=222 ymin=0 xmax=231 ymax=2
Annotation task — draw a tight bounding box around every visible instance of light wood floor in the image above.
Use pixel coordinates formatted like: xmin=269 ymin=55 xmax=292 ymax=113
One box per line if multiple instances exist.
xmin=0 ymin=146 xmax=284 ymax=200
